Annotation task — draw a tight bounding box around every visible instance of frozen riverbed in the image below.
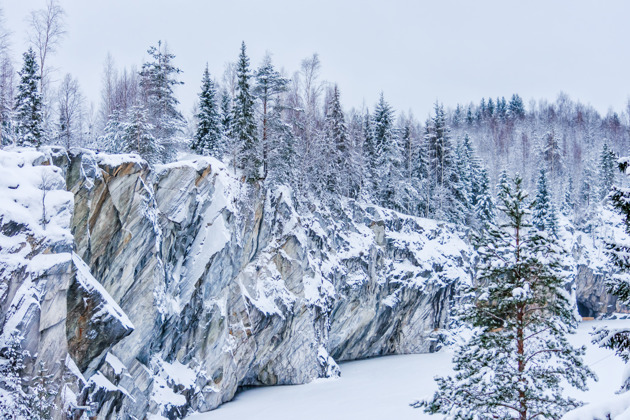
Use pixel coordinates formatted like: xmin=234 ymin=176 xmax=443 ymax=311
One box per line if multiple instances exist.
xmin=188 ymin=320 xmax=629 ymax=420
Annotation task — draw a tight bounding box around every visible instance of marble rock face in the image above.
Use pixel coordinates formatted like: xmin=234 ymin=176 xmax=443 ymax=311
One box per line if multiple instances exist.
xmin=60 ymin=150 xmax=470 ymax=418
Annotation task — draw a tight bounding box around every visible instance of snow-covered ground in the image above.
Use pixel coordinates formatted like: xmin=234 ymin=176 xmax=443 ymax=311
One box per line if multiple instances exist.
xmin=188 ymin=319 xmax=629 ymax=420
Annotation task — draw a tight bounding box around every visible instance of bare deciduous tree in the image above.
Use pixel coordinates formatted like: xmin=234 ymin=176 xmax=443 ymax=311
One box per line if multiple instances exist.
xmin=57 ymin=73 xmax=83 ymax=148
xmin=27 ymin=0 xmax=65 ymax=105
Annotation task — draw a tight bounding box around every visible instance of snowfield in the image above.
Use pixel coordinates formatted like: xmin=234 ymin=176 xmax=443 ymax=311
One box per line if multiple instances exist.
xmin=188 ymin=319 xmax=630 ymax=420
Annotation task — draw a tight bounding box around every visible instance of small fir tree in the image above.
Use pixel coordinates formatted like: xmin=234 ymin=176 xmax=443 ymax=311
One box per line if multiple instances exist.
xmin=533 ymin=169 xmax=559 ymax=236
xmin=14 ymin=48 xmax=43 ymax=147
xmin=122 ymin=105 xmax=162 ymax=165
xmin=230 ymin=42 xmax=259 ymax=181
xmin=415 ymin=175 xmax=595 ymax=419
xmin=599 ymin=143 xmax=617 ymax=201
xmin=191 ymin=65 xmax=222 ymax=157
xmin=27 ymin=361 xmax=57 ymax=420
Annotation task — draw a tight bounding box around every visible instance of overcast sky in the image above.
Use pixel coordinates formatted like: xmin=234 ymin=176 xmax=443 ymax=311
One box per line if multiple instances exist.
xmin=4 ymin=0 xmax=630 ymax=121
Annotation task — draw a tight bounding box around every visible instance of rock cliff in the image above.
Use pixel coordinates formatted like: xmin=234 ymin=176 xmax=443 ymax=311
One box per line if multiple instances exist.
xmin=0 ymin=148 xmax=470 ymax=419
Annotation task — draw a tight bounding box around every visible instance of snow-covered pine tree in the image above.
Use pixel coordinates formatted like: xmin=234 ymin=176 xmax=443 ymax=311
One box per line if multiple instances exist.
xmin=508 ymin=93 xmax=525 ymax=119
xmin=533 ymin=168 xmax=559 ymax=236
xmin=0 ymin=331 xmax=28 ymax=418
xmin=424 ymin=102 xmax=463 ymax=223
xmin=230 ymin=42 xmax=259 ymax=181
xmin=323 ymin=84 xmax=348 ymax=195
xmin=191 ymin=64 xmax=222 ymax=157
xmin=599 ymin=142 xmax=617 ymax=201
xmin=475 ymin=167 xmax=495 ymax=227
xmin=122 ymin=105 xmax=162 ymax=165
xmin=99 ymin=109 xmax=125 ymax=153
xmin=561 ymin=176 xmax=575 ymax=218
xmin=139 ymin=41 xmax=185 ymax=162
xmin=14 ymin=48 xmax=43 ymax=147
xmin=372 ymin=93 xmax=404 ymax=210
xmin=254 ymin=53 xmax=289 ymax=179
xmin=415 ymin=174 xmax=595 ymax=419
xmin=27 ymin=361 xmax=57 ymax=420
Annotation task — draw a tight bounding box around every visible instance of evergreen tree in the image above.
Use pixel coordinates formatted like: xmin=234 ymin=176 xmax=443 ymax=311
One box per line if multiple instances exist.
xmin=0 ymin=331 xmax=28 ymax=418
xmin=191 ymin=65 xmax=222 ymax=157
xmin=425 ymin=102 xmax=462 ymax=222
xmin=14 ymin=48 xmax=43 ymax=147
xmin=254 ymin=53 xmax=289 ymax=178
xmin=324 ymin=84 xmax=349 ymax=194
xmin=230 ymin=42 xmax=259 ymax=181
xmin=508 ymin=93 xmax=525 ymax=118
xmin=415 ymin=175 xmax=595 ymax=419
xmin=475 ymin=167 xmax=495 ymax=227
xmin=99 ymin=109 xmax=125 ymax=153
xmin=122 ymin=105 xmax=162 ymax=164
xmin=27 ymin=361 xmax=57 ymax=420
xmin=533 ymin=169 xmax=559 ymax=236
xmin=599 ymin=142 xmax=617 ymax=201
xmin=139 ymin=41 xmax=185 ymax=162
xmin=371 ymin=93 xmax=404 ymax=209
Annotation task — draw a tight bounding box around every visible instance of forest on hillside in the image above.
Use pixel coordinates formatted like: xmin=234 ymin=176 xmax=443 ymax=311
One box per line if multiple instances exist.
xmin=1 ymin=1 xmax=627 ymax=233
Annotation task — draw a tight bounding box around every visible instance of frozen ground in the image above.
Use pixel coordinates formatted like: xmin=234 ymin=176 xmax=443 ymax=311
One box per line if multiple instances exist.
xmin=187 ymin=319 xmax=629 ymax=420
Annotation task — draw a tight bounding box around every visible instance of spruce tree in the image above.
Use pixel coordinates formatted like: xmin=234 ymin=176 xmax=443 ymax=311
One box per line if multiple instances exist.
xmin=230 ymin=42 xmax=259 ymax=181
xmin=415 ymin=175 xmax=595 ymax=419
xmin=99 ymin=110 xmax=125 ymax=153
xmin=254 ymin=54 xmax=289 ymax=178
xmin=533 ymin=169 xmax=559 ymax=236
xmin=324 ymin=84 xmax=348 ymax=194
xmin=0 ymin=331 xmax=28 ymax=418
xmin=28 ymin=361 xmax=57 ymax=420
xmin=122 ymin=105 xmax=162 ymax=165
xmin=475 ymin=167 xmax=495 ymax=227
xmin=139 ymin=41 xmax=185 ymax=162
xmin=191 ymin=65 xmax=222 ymax=157
xmin=371 ymin=93 xmax=403 ymax=209
xmin=14 ymin=48 xmax=43 ymax=147
xmin=599 ymin=143 xmax=617 ymax=201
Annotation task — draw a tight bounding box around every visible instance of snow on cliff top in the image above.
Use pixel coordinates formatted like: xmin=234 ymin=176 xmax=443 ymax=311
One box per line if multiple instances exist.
xmin=0 ymin=147 xmax=74 ymax=270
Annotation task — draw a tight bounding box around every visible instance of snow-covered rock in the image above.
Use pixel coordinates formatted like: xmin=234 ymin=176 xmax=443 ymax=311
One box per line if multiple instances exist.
xmin=0 ymin=147 xmax=134 ymax=419
xmin=61 ymin=149 xmax=470 ymax=418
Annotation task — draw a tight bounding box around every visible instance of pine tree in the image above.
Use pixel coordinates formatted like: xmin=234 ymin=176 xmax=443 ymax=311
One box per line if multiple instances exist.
xmin=415 ymin=175 xmax=595 ymax=419
xmin=230 ymin=42 xmax=259 ymax=181
xmin=99 ymin=110 xmax=125 ymax=153
xmin=122 ymin=105 xmax=162 ymax=165
xmin=475 ymin=167 xmax=495 ymax=227
xmin=139 ymin=41 xmax=185 ymax=162
xmin=0 ymin=331 xmax=28 ymax=418
xmin=14 ymin=48 xmax=43 ymax=147
xmin=191 ymin=65 xmax=222 ymax=157
xmin=254 ymin=53 xmax=289 ymax=178
xmin=324 ymin=84 xmax=348 ymax=195
xmin=371 ymin=93 xmax=403 ymax=209
xmin=561 ymin=177 xmax=575 ymax=217
xmin=27 ymin=361 xmax=57 ymax=420
xmin=533 ymin=169 xmax=559 ymax=236
xmin=424 ymin=102 xmax=462 ymax=222
xmin=599 ymin=142 xmax=617 ymax=201
xmin=508 ymin=93 xmax=525 ymax=118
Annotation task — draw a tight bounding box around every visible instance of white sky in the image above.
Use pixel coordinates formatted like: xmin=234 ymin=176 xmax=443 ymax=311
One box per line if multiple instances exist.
xmin=4 ymin=0 xmax=630 ymax=121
